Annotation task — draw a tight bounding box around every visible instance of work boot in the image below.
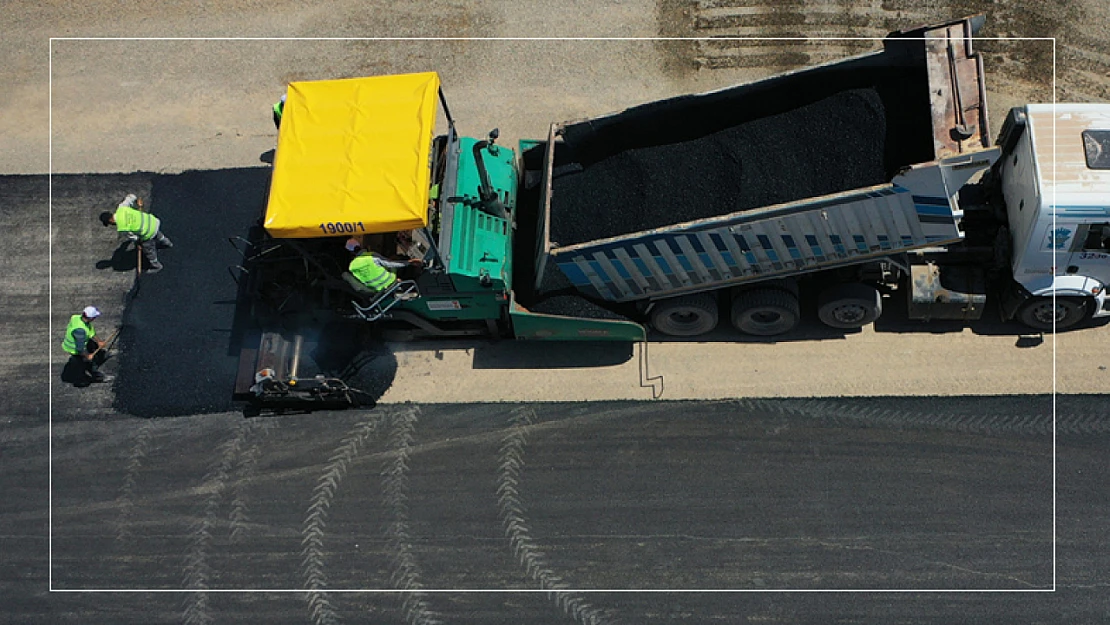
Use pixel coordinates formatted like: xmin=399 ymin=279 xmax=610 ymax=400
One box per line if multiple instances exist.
xmin=160 ymin=238 xmax=174 ymax=249
xmin=91 ymin=373 xmax=114 ymax=383
xmin=146 ymin=263 xmax=163 ymax=274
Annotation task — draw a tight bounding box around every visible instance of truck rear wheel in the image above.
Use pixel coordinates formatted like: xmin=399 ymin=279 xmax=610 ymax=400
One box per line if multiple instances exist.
xmin=817 ymin=283 xmax=883 ymax=329
xmin=731 ymin=288 xmax=800 ymax=336
xmin=1017 ymin=297 xmax=1089 ymax=331
xmin=650 ymin=294 xmax=719 ymax=337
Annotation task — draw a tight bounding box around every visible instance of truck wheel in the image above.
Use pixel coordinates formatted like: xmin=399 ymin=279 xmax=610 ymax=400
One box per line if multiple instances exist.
xmin=1017 ymin=297 xmax=1089 ymax=331
xmin=650 ymin=294 xmax=719 ymax=337
xmin=817 ymin=283 xmax=883 ymax=329
xmin=731 ymin=288 xmax=800 ymax=336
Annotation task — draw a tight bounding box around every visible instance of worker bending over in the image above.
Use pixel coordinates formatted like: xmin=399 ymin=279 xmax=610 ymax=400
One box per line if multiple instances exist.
xmin=100 ymin=194 xmax=173 ymax=273
xmin=61 ymin=306 xmax=110 ymax=384
xmin=345 ymin=237 xmax=422 ymax=298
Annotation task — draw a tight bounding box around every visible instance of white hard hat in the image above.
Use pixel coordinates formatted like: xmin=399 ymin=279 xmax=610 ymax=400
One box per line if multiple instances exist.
xmin=83 ymin=306 xmax=101 ymax=319
xmin=345 ymin=238 xmax=362 ymax=253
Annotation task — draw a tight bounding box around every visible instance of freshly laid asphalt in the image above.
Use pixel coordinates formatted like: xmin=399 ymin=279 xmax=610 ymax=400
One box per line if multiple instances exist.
xmin=7 ymin=396 xmax=1110 ymax=623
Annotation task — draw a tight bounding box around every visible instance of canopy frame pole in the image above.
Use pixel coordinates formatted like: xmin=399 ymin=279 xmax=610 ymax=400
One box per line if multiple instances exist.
xmin=438 ymin=88 xmax=456 ymax=132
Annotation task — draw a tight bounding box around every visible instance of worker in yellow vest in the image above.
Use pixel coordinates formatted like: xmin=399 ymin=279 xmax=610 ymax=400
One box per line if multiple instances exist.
xmin=61 ymin=306 xmax=110 ymax=384
xmin=99 ymin=194 xmax=173 ymax=273
xmin=273 ymin=93 xmax=286 ymax=129
xmin=345 ymin=238 xmax=422 ymax=298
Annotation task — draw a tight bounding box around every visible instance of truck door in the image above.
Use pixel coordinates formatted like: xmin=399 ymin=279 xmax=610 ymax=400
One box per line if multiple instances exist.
xmin=1067 ymin=222 xmax=1110 ymax=286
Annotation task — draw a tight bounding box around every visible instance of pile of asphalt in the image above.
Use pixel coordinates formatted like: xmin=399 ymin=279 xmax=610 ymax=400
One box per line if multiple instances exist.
xmin=549 ymin=88 xmax=888 ymax=247
xmin=529 ymin=295 xmax=633 ymax=321
xmin=114 ymin=168 xmax=269 ymax=417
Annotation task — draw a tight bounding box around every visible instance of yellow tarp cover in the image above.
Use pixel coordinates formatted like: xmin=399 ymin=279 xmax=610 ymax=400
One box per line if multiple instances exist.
xmin=265 ymin=72 xmax=440 ymax=238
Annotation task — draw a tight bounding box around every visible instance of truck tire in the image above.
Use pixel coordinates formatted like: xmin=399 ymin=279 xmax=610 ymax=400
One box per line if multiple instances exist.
xmin=817 ymin=283 xmax=883 ymax=329
xmin=650 ymin=294 xmax=719 ymax=337
xmin=731 ymin=288 xmax=800 ymax=336
xmin=1017 ymin=296 xmax=1089 ymax=331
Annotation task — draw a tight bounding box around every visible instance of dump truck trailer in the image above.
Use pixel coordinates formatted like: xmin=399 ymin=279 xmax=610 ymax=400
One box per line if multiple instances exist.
xmin=232 ymin=15 xmax=1110 ymax=410
xmin=520 ymin=16 xmax=1109 ymax=337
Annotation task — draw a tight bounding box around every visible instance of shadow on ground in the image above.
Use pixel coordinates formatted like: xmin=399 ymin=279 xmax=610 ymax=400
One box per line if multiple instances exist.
xmin=110 ymin=167 xmax=398 ymax=418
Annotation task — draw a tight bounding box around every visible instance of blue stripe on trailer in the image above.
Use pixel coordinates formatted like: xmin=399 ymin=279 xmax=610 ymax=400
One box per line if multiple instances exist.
xmin=606 ymin=256 xmax=632 ymax=280
xmin=804 ymin=234 xmax=824 ymax=259
xmin=912 ymin=194 xmax=949 ymax=206
xmin=781 ymin=234 xmax=802 ymax=260
xmin=559 ymin=260 xmax=589 ymax=286
xmin=1052 ymin=205 xmax=1110 ymax=217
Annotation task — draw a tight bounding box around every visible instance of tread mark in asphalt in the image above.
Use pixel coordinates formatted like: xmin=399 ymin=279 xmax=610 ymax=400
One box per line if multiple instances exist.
xmin=115 ymin=418 xmax=156 ymax=543
xmin=229 ymin=419 xmax=274 ymax=544
xmin=771 ymin=398 xmax=1110 ymax=437
xmin=497 ymin=407 xmax=617 ymax=625
xmin=381 ymin=405 xmax=442 ymax=625
xmin=181 ymin=419 xmax=252 ymax=625
xmin=301 ymin=412 xmax=385 ymax=625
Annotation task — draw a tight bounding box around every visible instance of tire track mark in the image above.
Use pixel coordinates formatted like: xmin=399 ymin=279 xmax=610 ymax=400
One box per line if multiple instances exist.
xmin=115 ymin=418 xmax=157 ymax=543
xmin=497 ymin=407 xmax=617 ymax=625
xmin=228 ymin=419 xmax=275 ymax=544
xmin=181 ymin=419 xmax=252 ymax=625
xmin=301 ymin=412 xmax=386 ymax=625
xmin=380 ymin=405 xmax=442 ymax=625
xmin=691 ymin=0 xmax=913 ymax=70
xmin=756 ymin=398 xmax=1110 ymax=437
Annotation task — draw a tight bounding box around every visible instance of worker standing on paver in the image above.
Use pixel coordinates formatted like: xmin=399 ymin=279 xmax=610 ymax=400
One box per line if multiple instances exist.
xmin=61 ymin=306 xmax=110 ymax=384
xmin=99 ymin=194 xmax=173 ymax=274
xmin=345 ymin=237 xmax=421 ymax=296
xmin=273 ymin=93 xmax=286 ymax=129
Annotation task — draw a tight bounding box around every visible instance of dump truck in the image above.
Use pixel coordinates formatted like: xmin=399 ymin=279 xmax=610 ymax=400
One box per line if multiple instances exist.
xmin=232 ymin=15 xmax=1110 ymax=410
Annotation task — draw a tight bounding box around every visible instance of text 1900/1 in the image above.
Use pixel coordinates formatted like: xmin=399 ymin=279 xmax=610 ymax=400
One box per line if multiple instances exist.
xmin=319 ymin=222 xmax=366 ymax=234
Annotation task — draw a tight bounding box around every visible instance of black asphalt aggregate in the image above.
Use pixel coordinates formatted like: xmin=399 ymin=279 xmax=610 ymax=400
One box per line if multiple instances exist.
xmin=9 ymin=396 xmax=1110 ymax=623
xmin=113 ymin=168 xmax=271 ymax=417
xmin=549 ymin=89 xmax=888 ymax=247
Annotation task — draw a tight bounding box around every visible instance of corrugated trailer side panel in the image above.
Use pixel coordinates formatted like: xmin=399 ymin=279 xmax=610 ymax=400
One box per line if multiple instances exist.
xmin=550 ymin=180 xmax=963 ymax=303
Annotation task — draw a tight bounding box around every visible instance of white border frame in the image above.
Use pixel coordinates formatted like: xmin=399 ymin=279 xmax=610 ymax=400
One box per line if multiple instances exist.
xmin=48 ymin=33 xmax=1058 ymax=594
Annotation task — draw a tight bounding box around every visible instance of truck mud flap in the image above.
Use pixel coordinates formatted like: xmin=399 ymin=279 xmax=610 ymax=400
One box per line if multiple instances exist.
xmin=509 ymin=299 xmax=645 ymax=341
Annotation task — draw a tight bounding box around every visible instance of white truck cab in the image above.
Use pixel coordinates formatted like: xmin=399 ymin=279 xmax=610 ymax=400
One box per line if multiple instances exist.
xmin=997 ymin=104 xmax=1110 ymax=329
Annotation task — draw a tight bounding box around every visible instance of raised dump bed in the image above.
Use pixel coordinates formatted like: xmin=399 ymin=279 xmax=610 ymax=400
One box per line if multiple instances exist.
xmin=531 ymin=17 xmax=992 ymax=303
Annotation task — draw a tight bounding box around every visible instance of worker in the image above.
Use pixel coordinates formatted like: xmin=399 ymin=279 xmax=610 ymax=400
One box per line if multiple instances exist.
xmin=273 ymin=93 xmax=286 ymax=129
xmin=345 ymin=237 xmax=422 ymax=297
xmin=99 ymin=194 xmax=173 ymax=274
xmin=61 ymin=306 xmax=110 ymax=384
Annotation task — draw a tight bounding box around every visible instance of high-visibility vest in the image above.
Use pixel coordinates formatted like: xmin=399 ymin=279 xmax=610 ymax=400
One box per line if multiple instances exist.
xmin=349 ymin=254 xmax=397 ymax=292
xmin=61 ymin=314 xmax=96 ymax=355
xmin=114 ymin=205 xmax=160 ymax=241
xmin=273 ymin=100 xmax=284 ymax=120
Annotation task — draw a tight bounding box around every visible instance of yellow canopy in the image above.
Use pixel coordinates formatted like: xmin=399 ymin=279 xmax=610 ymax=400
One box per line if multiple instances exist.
xmin=265 ymin=72 xmax=440 ymax=238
